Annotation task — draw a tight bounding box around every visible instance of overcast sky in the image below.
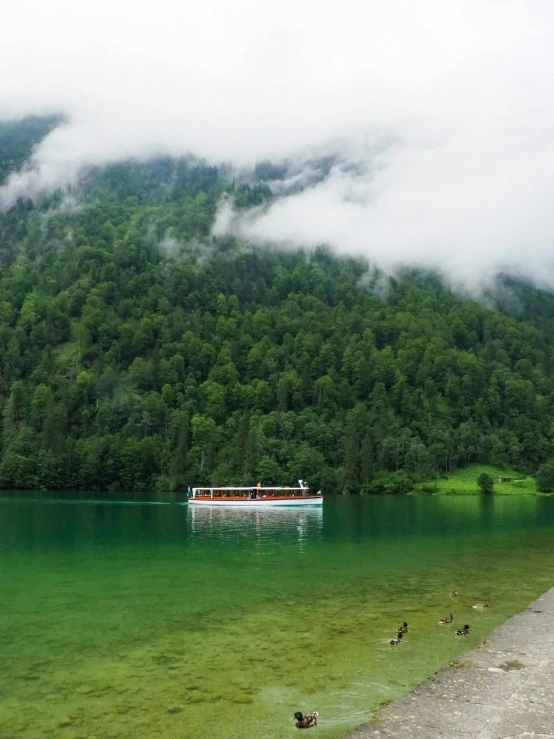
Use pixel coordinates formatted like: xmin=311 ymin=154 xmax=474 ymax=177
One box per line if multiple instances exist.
xmin=2 ymin=0 xmax=554 ymax=286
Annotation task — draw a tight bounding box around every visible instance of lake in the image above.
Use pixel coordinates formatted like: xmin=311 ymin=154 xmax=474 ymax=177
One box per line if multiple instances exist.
xmin=2 ymin=493 xmax=554 ymax=738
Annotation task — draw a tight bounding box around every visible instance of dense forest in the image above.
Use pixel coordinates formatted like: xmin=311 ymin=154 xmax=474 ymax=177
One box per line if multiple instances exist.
xmin=0 ymin=117 xmax=553 ymax=493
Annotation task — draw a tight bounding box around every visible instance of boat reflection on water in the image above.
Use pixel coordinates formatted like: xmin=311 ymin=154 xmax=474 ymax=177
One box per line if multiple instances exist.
xmin=188 ymin=503 xmax=323 ymax=549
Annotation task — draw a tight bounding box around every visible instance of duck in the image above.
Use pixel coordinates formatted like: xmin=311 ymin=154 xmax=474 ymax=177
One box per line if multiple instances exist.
xmin=389 ymin=632 xmax=403 ymax=646
xmin=438 ymin=613 xmax=454 ymax=625
xmin=449 ymin=591 xmax=458 ymax=599
xmin=397 ymin=621 xmax=408 ymax=634
xmin=456 ymin=624 xmax=470 ymax=636
xmin=472 ymin=602 xmax=490 ymax=611
xmin=294 ymin=712 xmax=319 ymax=729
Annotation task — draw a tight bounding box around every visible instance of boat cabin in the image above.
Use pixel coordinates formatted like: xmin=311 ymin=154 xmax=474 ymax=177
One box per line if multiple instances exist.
xmin=192 ymin=483 xmax=311 ymax=500
xmin=188 ymin=479 xmax=322 ymax=506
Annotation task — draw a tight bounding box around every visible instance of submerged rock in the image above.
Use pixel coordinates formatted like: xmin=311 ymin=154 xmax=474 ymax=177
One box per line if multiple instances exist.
xmin=74 ymin=684 xmax=95 ymax=694
xmin=233 ymin=693 xmax=253 ymax=704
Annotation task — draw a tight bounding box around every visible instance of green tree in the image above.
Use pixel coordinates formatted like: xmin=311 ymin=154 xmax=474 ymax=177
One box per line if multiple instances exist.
xmin=536 ymin=464 xmax=554 ymax=493
xmin=477 ymin=472 xmax=494 ymax=494
xmin=191 ymin=415 xmax=216 ymax=470
xmin=256 ymin=455 xmax=281 ymax=485
xmin=367 ymin=470 xmax=413 ymax=495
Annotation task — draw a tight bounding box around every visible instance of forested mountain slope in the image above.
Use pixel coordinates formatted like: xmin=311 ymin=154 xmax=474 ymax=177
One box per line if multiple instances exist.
xmin=0 ymin=118 xmax=553 ymax=493
xmin=0 ymin=115 xmax=63 ymax=186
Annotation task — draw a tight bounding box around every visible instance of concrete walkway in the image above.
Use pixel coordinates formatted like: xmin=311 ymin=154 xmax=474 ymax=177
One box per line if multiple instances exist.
xmin=344 ymin=588 xmax=554 ymax=739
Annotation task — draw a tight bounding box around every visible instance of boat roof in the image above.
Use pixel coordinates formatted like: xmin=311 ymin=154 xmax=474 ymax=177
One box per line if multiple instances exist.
xmin=192 ymin=486 xmax=308 ymax=491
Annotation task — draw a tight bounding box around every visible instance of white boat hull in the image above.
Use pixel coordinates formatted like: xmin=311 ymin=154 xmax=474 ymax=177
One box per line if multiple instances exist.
xmin=189 ymin=496 xmax=322 ymax=507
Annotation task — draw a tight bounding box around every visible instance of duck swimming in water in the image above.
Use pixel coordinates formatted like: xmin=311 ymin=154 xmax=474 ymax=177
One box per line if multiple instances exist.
xmin=397 ymin=621 xmax=408 ymax=634
xmin=294 ymin=712 xmax=318 ymax=729
xmin=472 ymin=602 xmax=490 ymax=611
xmin=389 ymin=632 xmax=403 ymax=645
xmin=438 ymin=613 xmax=454 ymax=625
xmin=449 ymin=591 xmax=458 ymax=598
xmin=456 ymin=624 xmax=470 ymax=636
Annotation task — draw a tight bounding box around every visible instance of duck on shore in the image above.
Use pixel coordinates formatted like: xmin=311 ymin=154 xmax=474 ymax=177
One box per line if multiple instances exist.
xmin=449 ymin=591 xmax=458 ymax=598
xmin=472 ymin=602 xmax=490 ymax=611
xmin=456 ymin=624 xmax=470 ymax=636
xmin=389 ymin=632 xmax=403 ymax=645
xmin=438 ymin=613 xmax=454 ymax=625
xmin=397 ymin=621 xmax=408 ymax=634
xmin=294 ymin=712 xmax=318 ymax=729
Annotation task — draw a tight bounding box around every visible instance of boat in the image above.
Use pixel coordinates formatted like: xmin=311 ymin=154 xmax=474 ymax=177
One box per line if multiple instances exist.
xmin=189 ymin=479 xmax=322 ymax=507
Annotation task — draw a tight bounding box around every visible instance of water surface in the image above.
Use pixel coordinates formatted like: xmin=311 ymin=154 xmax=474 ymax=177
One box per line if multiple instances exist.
xmin=1 ymin=494 xmax=554 ymax=738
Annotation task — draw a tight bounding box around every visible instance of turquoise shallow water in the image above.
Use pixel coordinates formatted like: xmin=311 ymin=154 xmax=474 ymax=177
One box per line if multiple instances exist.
xmin=1 ymin=493 xmax=554 ymax=738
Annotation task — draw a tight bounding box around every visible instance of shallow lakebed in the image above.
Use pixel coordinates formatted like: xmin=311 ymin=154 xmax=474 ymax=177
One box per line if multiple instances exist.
xmin=1 ymin=493 xmax=554 ymax=738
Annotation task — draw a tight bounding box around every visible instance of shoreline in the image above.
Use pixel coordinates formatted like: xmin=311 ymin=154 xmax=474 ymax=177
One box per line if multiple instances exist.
xmin=413 ymin=489 xmax=554 ymax=497
xmin=344 ymin=587 xmax=554 ymax=739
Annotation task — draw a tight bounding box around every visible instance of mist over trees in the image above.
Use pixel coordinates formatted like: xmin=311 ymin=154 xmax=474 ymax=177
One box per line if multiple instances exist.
xmin=0 ymin=118 xmax=553 ymax=493
xmin=0 ymin=115 xmax=63 ymax=187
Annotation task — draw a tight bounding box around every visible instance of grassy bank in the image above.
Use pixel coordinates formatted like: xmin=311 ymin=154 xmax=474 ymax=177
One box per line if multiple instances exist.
xmin=413 ymin=464 xmax=537 ymax=496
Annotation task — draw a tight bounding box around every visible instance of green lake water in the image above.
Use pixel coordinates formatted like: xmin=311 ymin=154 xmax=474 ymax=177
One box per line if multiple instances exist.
xmin=2 ymin=493 xmax=554 ymax=739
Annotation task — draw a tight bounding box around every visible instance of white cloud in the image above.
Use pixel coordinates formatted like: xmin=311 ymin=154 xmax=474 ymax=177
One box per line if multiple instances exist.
xmin=1 ymin=0 xmax=554 ymax=285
